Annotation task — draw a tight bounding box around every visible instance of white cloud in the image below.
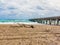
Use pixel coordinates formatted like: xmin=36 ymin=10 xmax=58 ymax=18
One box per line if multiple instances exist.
xmin=0 ymin=0 xmax=60 ymax=19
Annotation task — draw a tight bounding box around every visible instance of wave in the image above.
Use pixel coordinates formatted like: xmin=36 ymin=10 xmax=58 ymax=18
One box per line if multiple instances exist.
xmin=0 ymin=22 xmax=38 ymax=24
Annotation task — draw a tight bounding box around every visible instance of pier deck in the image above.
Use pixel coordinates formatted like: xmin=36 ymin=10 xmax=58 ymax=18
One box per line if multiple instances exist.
xmin=29 ymin=16 xmax=60 ymax=25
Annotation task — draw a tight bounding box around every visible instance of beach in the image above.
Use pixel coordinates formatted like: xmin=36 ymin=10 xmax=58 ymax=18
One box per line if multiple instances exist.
xmin=0 ymin=23 xmax=60 ymax=45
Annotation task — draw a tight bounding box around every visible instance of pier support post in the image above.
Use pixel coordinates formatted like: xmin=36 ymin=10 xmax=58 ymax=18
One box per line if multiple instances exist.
xmin=49 ymin=19 xmax=51 ymax=25
xmin=54 ymin=20 xmax=56 ymax=25
xmin=46 ymin=20 xmax=48 ymax=24
xmin=56 ymin=19 xmax=59 ymax=25
xmin=40 ymin=20 xmax=42 ymax=23
xmin=41 ymin=20 xmax=43 ymax=24
xmin=42 ymin=20 xmax=44 ymax=24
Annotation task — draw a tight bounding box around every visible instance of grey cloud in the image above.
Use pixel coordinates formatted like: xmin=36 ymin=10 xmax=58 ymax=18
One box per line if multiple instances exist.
xmin=36 ymin=6 xmax=44 ymax=10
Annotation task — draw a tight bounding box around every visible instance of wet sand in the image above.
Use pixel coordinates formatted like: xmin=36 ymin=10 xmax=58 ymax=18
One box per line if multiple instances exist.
xmin=0 ymin=24 xmax=60 ymax=45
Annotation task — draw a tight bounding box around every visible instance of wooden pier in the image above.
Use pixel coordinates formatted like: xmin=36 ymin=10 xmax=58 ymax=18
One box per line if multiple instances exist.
xmin=29 ymin=16 xmax=60 ymax=25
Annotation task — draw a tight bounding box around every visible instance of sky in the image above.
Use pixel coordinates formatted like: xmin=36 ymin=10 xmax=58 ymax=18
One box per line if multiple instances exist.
xmin=0 ymin=0 xmax=60 ymax=19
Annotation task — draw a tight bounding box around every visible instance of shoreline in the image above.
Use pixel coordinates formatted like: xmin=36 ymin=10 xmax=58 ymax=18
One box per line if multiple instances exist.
xmin=0 ymin=22 xmax=40 ymax=25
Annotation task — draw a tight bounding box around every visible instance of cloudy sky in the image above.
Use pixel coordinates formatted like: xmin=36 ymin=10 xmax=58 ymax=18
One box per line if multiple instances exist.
xmin=0 ymin=0 xmax=60 ymax=19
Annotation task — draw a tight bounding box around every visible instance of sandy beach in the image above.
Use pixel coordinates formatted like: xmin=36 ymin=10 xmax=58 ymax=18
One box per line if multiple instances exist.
xmin=0 ymin=24 xmax=60 ymax=45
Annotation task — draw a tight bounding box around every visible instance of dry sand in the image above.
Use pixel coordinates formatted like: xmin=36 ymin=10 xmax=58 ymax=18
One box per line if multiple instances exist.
xmin=0 ymin=24 xmax=60 ymax=45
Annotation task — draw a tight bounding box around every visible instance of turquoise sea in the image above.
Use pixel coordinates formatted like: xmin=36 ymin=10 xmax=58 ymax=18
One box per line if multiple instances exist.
xmin=0 ymin=19 xmax=30 ymax=22
xmin=0 ymin=19 xmax=38 ymax=24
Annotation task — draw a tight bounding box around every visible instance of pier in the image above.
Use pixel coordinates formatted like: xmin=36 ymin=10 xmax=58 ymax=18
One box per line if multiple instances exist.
xmin=29 ymin=16 xmax=60 ymax=25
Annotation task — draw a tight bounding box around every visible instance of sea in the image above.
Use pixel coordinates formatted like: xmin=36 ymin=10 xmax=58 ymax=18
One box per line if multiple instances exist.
xmin=0 ymin=19 xmax=38 ymax=24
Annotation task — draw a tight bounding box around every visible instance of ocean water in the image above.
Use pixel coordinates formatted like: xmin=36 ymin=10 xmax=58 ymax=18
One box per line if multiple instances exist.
xmin=0 ymin=19 xmax=30 ymax=22
xmin=0 ymin=19 xmax=38 ymax=24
